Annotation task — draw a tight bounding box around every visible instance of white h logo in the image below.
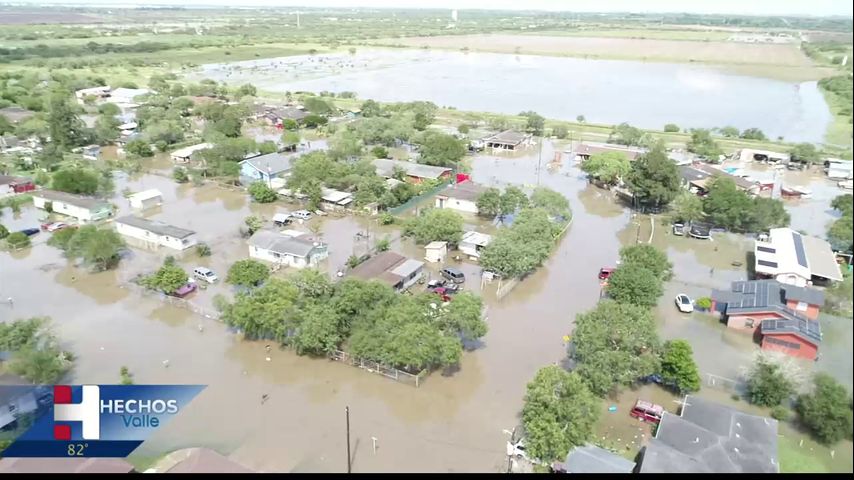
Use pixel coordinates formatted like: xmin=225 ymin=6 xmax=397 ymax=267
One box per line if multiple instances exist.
xmin=54 ymin=385 xmax=101 ymax=440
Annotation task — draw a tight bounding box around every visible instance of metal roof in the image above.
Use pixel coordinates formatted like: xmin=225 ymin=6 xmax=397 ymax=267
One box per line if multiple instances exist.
xmin=116 ymin=215 xmax=195 ymax=239
xmin=484 ymin=129 xmax=529 ymax=145
xmin=437 ymin=181 xmax=487 ymax=202
xmin=128 ymin=189 xmax=162 ymax=202
xmin=34 ymin=190 xmax=110 ymax=211
xmin=761 ymin=317 xmax=822 ymax=344
xmin=249 ymin=230 xmax=319 ymax=257
xmin=802 ymin=235 xmax=843 ymax=281
xmin=240 ymin=152 xmax=296 ymax=175
xmin=390 ymin=258 xmax=425 ymax=278
xmin=373 ymin=158 xmax=452 ymax=180
xmin=712 ymin=279 xmax=824 ymax=314
xmin=461 ymin=230 xmax=493 ymax=247
xmin=563 ymin=444 xmax=636 ymax=473
xmin=171 ymin=143 xmax=212 ymax=159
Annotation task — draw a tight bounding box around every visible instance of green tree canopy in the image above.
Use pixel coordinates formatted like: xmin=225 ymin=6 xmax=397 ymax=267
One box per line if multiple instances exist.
xmin=418 ymin=132 xmax=466 ymax=167
xmin=141 ymin=262 xmax=188 ymax=294
xmin=795 ymin=373 xmax=854 ymax=445
xmin=789 ymin=143 xmax=822 ymax=164
xmin=619 ymin=244 xmax=673 ymax=281
xmin=500 ymin=185 xmax=530 ymax=216
xmin=608 ymin=122 xmax=645 ymax=146
xmin=480 ymin=208 xmax=560 ymax=278
xmin=717 ymin=126 xmax=740 ymax=138
xmin=746 ymin=356 xmax=796 ymax=407
xmin=670 ymin=191 xmax=705 ymax=224
xmin=51 ymin=166 xmax=100 ymax=195
xmin=740 ymin=128 xmax=767 ymax=141
xmin=703 ymin=177 xmax=790 ymax=233
xmin=581 ymin=151 xmax=631 ymax=185
xmin=606 ymin=264 xmax=663 ymax=307
xmin=46 ymin=91 xmax=85 ymax=148
xmin=403 ymin=208 xmax=464 ymax=245
xmin=125 ymin=139 xmax=154 ymax=157
xmin=660 ymin=340 xmax=701 ymax=394
xmin=687 ymin=129 xmax=723 ymax=160
xmin=476 ymin=187 xmax=502 ymax=218
xmin=521 ymin=366 xmax=600 ymax=462
xmin=64 ymin=226 xmax=124 ymax=272
xmin=5 ymin=231 xmax=30 ymax=249
xmin=625 ymin=145 xmax=681 ymax=209
xmin=529 ymin=187 xmax=570 ymax=218
xmin=226 ymin=259 xmax=270 ymax=288
xmin=520 ymin=111 xmax=545 ymax=136
xmin=248 ymin=181 xmax=278 ymax=203
xmin=663 ymin=123 xmax=680 ymax=133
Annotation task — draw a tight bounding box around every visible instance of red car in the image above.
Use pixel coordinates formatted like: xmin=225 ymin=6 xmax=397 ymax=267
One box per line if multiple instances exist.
xmin=170 ymin=283 xmax=197 ymax=298
xmin=598 ymin=267 xmax=615 ymax=280
xmin=630 ymin=399 xmax=664 ymax=424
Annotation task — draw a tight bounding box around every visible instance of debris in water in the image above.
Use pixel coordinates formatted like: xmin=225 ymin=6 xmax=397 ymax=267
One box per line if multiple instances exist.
xmin=608 ymin=405 xmax=617 ymax=412
xmin=162 ymin=360 xmax=170 ymax=368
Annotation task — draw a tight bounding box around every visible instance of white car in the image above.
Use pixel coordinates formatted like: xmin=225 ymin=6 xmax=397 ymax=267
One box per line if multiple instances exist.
xmin=193 ymin=267 xmax=219 ymax=284
xmin=292 ymin=210 xmax=312 ymax=220
xmin=675 ymin=294 xmax=694 ymax=313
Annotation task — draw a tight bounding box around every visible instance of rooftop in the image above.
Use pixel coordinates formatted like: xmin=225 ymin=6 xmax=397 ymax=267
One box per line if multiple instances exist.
xmin=461 ymin=230 xmax=493 ymax=247
xmin=0 ymin=174 xmax=32 ymax=185
xmin=761 ymin=317 xmax=822 ymax=345
xmin=640 ymin=395 xmax=778 ymax=473
xmin=249 ymin=230 xmax=320 ymax=257
xmin=349 ymin=251 xmax=423 ymax=287
xmin=171 ymin=143 xmax=213 ymax=159
xmin=754 ymin=228 xmax=842 ymax=282
xmin=575 ymin=142 xmax=645 ymax=160
xmin=560 ymin=444 xmax=636 ymax=474
xmin=692 ymin=163 xmax=757 ymax=191
xmin=110 ymin=87 xmax=151 ymax=102
xmin=484 ymin=129 xmax=529 ymax=145
xmin=0 ymin=106 xmax=35 ymax=123
xmin=34 ymin=190 xmax=110 ymax=210
xmin=115 ymin=215 xmax=195 ymax=239
xmin=127 ymin=189 xmax=163 ymax=202
xmin=437 ymin=181 xmax=487 ymax=202
xmin=373 ymin=158 xmax=452 ymax=180
xmin=240 ymin=152 xmax=296 ymax=175
xmin=738 ymin=148 xmax=790 ymax=163
xmin=712 ymin=279 xmax=825 ymax=311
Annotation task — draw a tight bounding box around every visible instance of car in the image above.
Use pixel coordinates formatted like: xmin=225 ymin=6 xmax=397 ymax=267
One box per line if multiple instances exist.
xmin=427 ymin=279 xmax=459 ymax=294
xmin=675 ymin=294 xmax=693 ymax=313
xmin=18 ymin=228 xmax=40 ymax=237
xmin=47 ymin=222 xmax=70 ymax=232
xmin=630 ymin=399 xmax=664 ymax=424
xmin=169 ymin=283 xmax=197 ymax=298
xmin=672 ymin=223 xmax=685 ymax=236
xmin=292 ymin=210 xmax=312 ymax=220
xmin=440 ymin=267 xmax=465 ymax=284
xmin=272 ymin=213 xmax=293 ymax=227
xmin=598 ymin=267 xmax=615 ymax=280
xmin=193 ymin=267 xmax=219 ymax=284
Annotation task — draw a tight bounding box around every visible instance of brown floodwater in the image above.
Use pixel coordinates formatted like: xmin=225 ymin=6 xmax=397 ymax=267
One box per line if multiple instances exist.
xmin=1 ymin=139 xmax=851 ymax=472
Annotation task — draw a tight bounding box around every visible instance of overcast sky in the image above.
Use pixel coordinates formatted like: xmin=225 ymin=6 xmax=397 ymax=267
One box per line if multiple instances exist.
xmin=11 ymin=1 xmax=854 ymax=17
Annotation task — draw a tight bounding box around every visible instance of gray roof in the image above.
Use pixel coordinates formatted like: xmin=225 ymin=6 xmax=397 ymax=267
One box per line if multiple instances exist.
xmin=116 ymin=215 xmax=195 ymax=239
xmin=576 ymin=143 xmax=644 ymax=160
xmin=485 ymin=130 xmax=528 ymax=145
xmin=437 ymin=181 xmax=487 ymax=202
xmin=563 ymin=444 xmax=635 ymax=473
xmin=373 ymin=158 xmax=452 ymax=180
xmin=390 ymin=258 xmax=425 ymax=278
xmin=34 ymin=190 xmax=110 ymax=210
xmin=249 ymin=230 xmax=318 ymax=257
xmin=0 ymin=106 xmax=35 ymax=123
xmin=0 ymin=174 xmax=32 ymax=185
xmin=761 ymin=317 xmax=822 ymax=344
xmin=640 ymin=395 xmax=779 ymax=473
xmin=712 ymin=279 xmax=824 ymax=310
xmin=802 ymin=234 xmax=843 ymax=281
xmin=679 ymin=165 xmax=711 ymax=184
xmin=692 ymin=163 xmax=757 ymax=190
xmin=268 ymin=107 xmax=308 ymax=121
xmin=240 ymin=152 xmax=296 ymax=176
xmin=349 ymin=250 xmax=423 ymax=287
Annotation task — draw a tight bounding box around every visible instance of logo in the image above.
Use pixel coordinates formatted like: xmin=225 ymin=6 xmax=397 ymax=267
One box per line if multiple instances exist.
xmin=2 ymin=384 xmax=204 ymax=458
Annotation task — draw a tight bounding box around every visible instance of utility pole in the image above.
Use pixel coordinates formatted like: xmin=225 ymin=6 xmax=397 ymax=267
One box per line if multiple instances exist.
xmin=536 ymin=137 xmax=544 ymax=186
xmin=345 ymin=406 xmax=351 ymax=474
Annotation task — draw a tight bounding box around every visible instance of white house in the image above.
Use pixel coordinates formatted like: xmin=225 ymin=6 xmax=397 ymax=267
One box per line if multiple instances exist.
xmin=459 ymin=231 xmax=493 ymax=259
xmin=434 ymin=181 xmax=486 ymax=214
xmin=32 ymin=190 xmax=112 ymax=224
xmin=109 ymin=87 xmax=151 ymax=105
xmin=115 ymin=215 xmax=197 ymax=251
xmin=128 ymin=189 xmax=163 ymax=210
xmin=170 ymin=143 xmax=213 ymax=163
xmin=320 ymin=188 xmax=354 ymax=210
xmin=754 ymin=228 xmax=843 ymax=287
xmin=248 ymin=230 xmax=328 ymax=269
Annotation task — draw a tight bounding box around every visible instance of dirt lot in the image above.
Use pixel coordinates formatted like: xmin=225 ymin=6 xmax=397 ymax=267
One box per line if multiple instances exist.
xmin=380 ymin=34 xmax=814 ymax=67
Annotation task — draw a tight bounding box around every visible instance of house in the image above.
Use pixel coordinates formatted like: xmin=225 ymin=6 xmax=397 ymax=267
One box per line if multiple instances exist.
xmin=373 ymin=158 xmax=452 ymax=184
xmin=155 ymin=448 xmax=254 ymax=474
xmin=0 ymin=106 xmax=35 ymax=124
xmin=759 ymin=317 xmax=822 ymax=360
xmin=0 ymin=175 xmax=35 ymax=196
xmin=0 ymin=458 xmax=135 ymax=474
xmin=320 ymin=187 xmax=354 ymax=210
xmin=825 ymin=159 xmax=854 ymax=180
xmin=115 ymin=215 xmax=197 ymax=251
xmin=32 ymin=190 xmax=112 ymax=224
xmin=434 ymin=181 xmax=486 ymax=214
xmin=424 ymin=241 xmax=448 ymax=263
xmin=483 ymin=130 xmax=533 ymax=151
xmin=239 ymin=152 xmax=295 ymax=184
xmin=638 ymin=395 xmax=778 ymax=473
xmin=265 ymin=107 xmax=308 ymax=126
xmin=117 ymin=121 xmax=138 ymax=135
xmin=459 ymin=230 xmax=493 ymax=259
xmin=680 ymin=163 xmax=759 ymax=195
xmin=170 ymin=143 xmax=212 ymax=163
xmin=127 ymin=189 xmax=164 ymax=210
xmin=109 ymin=87 xmax=151 ymax=105
xmin=574 ymin=142 xmax=645 ymax=162
xmin=248 ymin=230 xmax=328 ymax=269
xmin=82 ymin=144 xmax=100 ymax=160
xmin=349 ymin=251 xmax=425 ymax=292
xmin=74 ymin=86 xmax=111 ymax=104
xmin=737 ymin=148 xmax=790 ymax=165
xmin=551 ymin=444 xmax=636 ymax=474
xmin=754 ymin=228 xmax=843 ymax=286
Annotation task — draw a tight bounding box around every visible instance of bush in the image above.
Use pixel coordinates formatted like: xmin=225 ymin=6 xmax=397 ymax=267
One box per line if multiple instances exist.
xmin=457 ymin=124 xmax=470 ymax=134
xmin=5 ymin=231 xmax=30 ymax=249
xmin=795 ymin=373 xmax=854 ymax=444
xmin=0 ymin=224 xmax=8 ymax=240
xmin=746 ymin=357 xmax=795 ymax=407
xmin=125 ymin=139 xmax=153 ymax=157
xmin=226 ymin=259 xmax=270 ymax=288
xmin=552 ymin=124 xmax=568 ymax=139
xmin=770 ymin=405 xmax=791 ymax=421
xmin=379 ymin=212 xmax=395 ymax=225
xmin=663 ymin=123 xmax=680 ymax=133
xmin=371 ymin=146 xmax=389 ymax=159
xmin=196 ymin=243 xmax=211 ymax=257
xmin=173 ymin=167 xmax=189 ymax=183
xmin=695 ymin=297 xmax=712 ymax=310
xmin=248 ymin=181 xmax=278 ymax=203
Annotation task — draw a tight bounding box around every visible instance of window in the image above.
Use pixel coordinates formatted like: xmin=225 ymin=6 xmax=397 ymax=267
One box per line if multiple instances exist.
xmin=795 ymin=301 xmax=808 ymax=312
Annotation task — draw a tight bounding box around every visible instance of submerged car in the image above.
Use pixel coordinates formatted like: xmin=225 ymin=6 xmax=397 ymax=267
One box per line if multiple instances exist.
xmin=170 ymin=283 xmax=197 ymax=298
xmin=675 ymin=293 xmax=694 ymax=313
xmin=598 ymin=267 xmax=615 ymax=280
xmin=18 ymin=227 xmax=40 ymax=237
xmin=427 ymin=279 xmax=460 ymax=294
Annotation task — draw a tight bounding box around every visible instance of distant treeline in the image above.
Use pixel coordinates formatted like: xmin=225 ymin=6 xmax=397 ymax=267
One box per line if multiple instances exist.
xmin=0 ymin=41 xmax=176 ymax=62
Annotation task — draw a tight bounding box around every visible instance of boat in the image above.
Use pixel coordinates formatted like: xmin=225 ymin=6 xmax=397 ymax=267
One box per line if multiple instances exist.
xmin=780 ymin=185 xmax=811 ymax=198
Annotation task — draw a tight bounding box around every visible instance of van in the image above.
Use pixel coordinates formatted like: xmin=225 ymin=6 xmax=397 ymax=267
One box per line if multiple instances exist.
xmin=193 ymin=267 xmax=219 ymax=284
xmin=440 ymin=267 xmax=465 ymax=284
xmin=273 ymin=213 xmax=292 ymax=227
xmin=292 ymin=210 xmax=312 ymax=220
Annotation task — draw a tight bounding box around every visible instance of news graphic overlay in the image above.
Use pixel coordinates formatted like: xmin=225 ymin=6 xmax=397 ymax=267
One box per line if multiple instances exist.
xmin=1 ymin=384 xmax=204 ymax=457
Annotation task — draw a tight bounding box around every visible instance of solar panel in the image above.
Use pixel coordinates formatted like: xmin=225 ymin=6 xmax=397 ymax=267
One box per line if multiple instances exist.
xmin=758 ymin=260 xmax=778 ymax=268
xmin=792 ymin=232 xmax=808 ymax=268
xmin=757 ymin=246 xmax=776 ymax=253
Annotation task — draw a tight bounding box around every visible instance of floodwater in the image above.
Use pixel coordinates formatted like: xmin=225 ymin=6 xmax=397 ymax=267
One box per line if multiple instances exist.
xmin=190 ymin=49 xmax=831 ymax=143
xmin=1 ymin=140 xmax=851 ymax=472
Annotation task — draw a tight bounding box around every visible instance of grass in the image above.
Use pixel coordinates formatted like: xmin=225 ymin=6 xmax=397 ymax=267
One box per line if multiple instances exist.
xmin=520 ymin=28 xmax=734 ymax=42
xmin=820 ymin=89 xmax=854 ymax=149
xmin=778 ymin=422 xmax=853 ymax=473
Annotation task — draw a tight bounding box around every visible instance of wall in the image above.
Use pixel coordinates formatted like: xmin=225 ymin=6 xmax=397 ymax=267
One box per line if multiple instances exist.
xmin=397 ymin=266 xmax=424 ymax=292
xmin=116 ymin=222 xmax=197 ymax=251
xmin=785 ymin=300 xmax=821 ymax=320
xmin=249 ymin=246 xmax=309 ymax=269
xmin=34 ymin=197 xmax=94 ymax=223
xmin=435 ymin=196 xmax=478 ymax=214
xmin=726 ymin=312 xmax=787 ymax=333
xmin=130 ymin=196 xmax=163 ymax=210
xmin=240 ymin=163 xmax=265 ymax=182
xmin=761 ymin=334 xmax=818 ymax=360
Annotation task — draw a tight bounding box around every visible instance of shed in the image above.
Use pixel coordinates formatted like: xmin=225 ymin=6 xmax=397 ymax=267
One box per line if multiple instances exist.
xmin=424 ymin=241 xmax=448 ymax=263
xmin=434 ymin=181 xmax=487 ymax=214
xmin=127 ymin=189 xmax=163 ymax=210
xmin=459 ymin=230 xmax=493 ymax=259
xmin=170 ymin=143 xmax=212 ymax=163
xmin=825 ymin=159 xmax=854 ymax=180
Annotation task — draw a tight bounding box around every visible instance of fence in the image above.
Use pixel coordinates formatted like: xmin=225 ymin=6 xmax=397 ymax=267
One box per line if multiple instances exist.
xmin=122 ymin=282 xmax=221 ymax=321
xmin=329 ymin=349 xmax=428 ymax=387
xmin=387 ymin=179 xmax=453 ymax=215
xmin=704 ymin=372 xmax=743 ymax=394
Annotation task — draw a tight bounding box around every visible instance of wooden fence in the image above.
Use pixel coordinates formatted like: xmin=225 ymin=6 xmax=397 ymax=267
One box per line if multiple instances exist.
xmin=329 ymin=349 xmax=428 ymax=387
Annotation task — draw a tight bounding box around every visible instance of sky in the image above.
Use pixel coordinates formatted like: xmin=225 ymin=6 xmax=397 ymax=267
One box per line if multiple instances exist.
xmin=9 ymin=0 xmax=854 ymax=17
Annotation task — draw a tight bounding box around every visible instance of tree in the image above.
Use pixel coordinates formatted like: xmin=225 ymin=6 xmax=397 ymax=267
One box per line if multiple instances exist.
xmin=608 ymin=122 xmax=645 ymax=146
xmin=244 ymin=215 xmax=263 ymax=235
xmin=552 ymin=124 xmax=568 ymax=139
xmin=36 ymin=143 xmax=64 ymax=170
xmin=51 ymin=167 xmax=100 ymax=195
xmin=120 ymin=366 xmax=134 ymax=385
xmin=282 ymin=130 xmax=300 ymax=148
xmin=141 ymin=262 xmax=188 ymax=294
xmin=572 ymin=300 xmax=661 ymax=396
xmin=480 ymin=208 xmax=558 ymax=277
xmin=302 ymin=179 xmax=323 ymax=211
xmin=303 ymin=114 xmax=328 ymax=129
xmin=173 ymin=167 xmax=189 ymax=183
xmin=46 ymin=227 xmax=77 ymax=251
xmin=607 ymin=264 xmax=663 ymax=307
xmin=746 ymin=356 xmax=796 ymax=407
xmin=458 ymin=124 xmax=470 ymax=134
xmin=281 ymin=118 xmax=298 ymax=131
xmin=687 ymin=129 xmax=723 ymax=160
xmin=500 ymin=186 xmax=529 ymax=216
xmin=5 ymin=231 xmax=30 ymax=249
xmin=795 ymin=373 xmax=854 ymax=444
xmin=290 ymin=303 xmax=343 ymax=355
xmin=65 ymin=226 xmax=125 ymax=271
xmin=703 ymin=177 xmax=789 ymax=233
xmin=248 ymin=181 xmax=278 ymax=203
xmin=98 ymin=103 xmax=120 ymax=116
xmin=520 ymin=111 xmax=545 ymax=136
xmin=828 ymin=194 xmax=853 ymax=252
xmin=663 ymin=123 xmax=680 ymax=133
xmin=235 ymin=83 xmax=257 ymax=99
xmin=740 ymin=128 xmax=767 ymax=141
xmin=304 ymin=96 xmax=334 ymax=115
xmin=476 ymin=187 xmax=502 ymax=217
xmin=670 ymin=191 xmax=705 ymax=224
xmin=619 ymin=244 xmax=673 ymax=281
xmin=418 ymin=132 xmax=466 ymax=167
xmin=125 ymin=139 xmax=153 ymax=157
xmin=529 ymin=187 xmax=570 ymax=218
xmin=581 ymin=151 xmax=631 ymax=185
xmin=361 ymin=99 xmax=383 ymax=117
xmin=46 ymin=92 xmax=85 ymax=148
xmin=521 ymin=367 xmax=599 ymax=461
xmin=94 ymin=114 xmax=120 ymax=144
xmin=9 ymin=346 xmax=70 ymax=384
xmin=0 ymin=114 xmax=13 ymax=135
xmin=403 ymin=208 xmax=464 ymax=244
xmin=227 ymin=259 xmax=270 ymax=288
xmin=0 ymin=224 xmax=8 ymax=240
xmin=371 ymin=146 xmax=389 ymax=159
xmin=625 ymin=145 xmax=681 ymax=209
xmin=660 ymin=340 xmax=701 ymax=394
xmin=789 ymin=143 xmax=821 ymax=164
xmin=718 ymin=126 xmax=740 ymax=138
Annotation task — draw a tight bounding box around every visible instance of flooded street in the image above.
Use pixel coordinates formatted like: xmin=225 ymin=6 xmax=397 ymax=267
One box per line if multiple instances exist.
xmin=189 ymin=49 xmax=832 ymax=143
xmin=1 ymin=140 xmax=851 ymax=472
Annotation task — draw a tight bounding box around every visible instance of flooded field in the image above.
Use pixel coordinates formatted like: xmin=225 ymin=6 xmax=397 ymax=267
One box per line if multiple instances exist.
xmin=1 ymin=139 xmax=851 ymax=472
xmin=189 ymin=49 xmax=832 ymax=143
